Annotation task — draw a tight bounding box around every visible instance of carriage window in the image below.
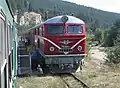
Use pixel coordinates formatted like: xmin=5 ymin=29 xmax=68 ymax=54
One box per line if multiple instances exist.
xmin=0 ymin=18 xmax=4 ymax=52
xmin=67 ymin=25 xmax=83 ymax=34
xmin=7 ymin=24 xmax=10 ymax=54
xmin=0 ymin=18 xmax=2 ymax=53
xmin=9 ymin=25 xmax=12 ymax=51
xmin=8 ymin=55 xmax=12 ymax=81
xmin=47 ymin=25 xmax=64 ymax=34
xmin=0 ymin=16 xmax=5 ymax=63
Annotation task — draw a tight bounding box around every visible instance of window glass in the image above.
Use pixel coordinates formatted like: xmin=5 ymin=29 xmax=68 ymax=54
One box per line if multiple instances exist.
xmin=7 ymin=24 xmax=11 ymax=54
xmin=4 ymin=21 xmax=6 ymax=59
xmin=47 ymin=25 xmax=64 ymax=34
xmin=8 ymin=55 xmax=12 ymax=81
xmin=68 ymin=25 xmax=83 ymax=34
xmin=0 ymin=17 xmax=5 ymax=63
xmin=0 ymin=18 xmax=2 ymax=53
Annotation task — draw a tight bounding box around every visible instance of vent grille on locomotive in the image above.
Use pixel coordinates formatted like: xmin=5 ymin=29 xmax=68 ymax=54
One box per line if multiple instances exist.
xmin=59 ymin=46 xmax=72 ymax=52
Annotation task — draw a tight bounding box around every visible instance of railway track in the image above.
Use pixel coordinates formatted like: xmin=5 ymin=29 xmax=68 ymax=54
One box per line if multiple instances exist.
xmin=60 ymin=73 xmax=89 ymax=88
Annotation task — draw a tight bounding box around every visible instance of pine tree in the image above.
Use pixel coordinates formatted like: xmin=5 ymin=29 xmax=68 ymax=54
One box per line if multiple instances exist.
xmin=28 ymin=3 xmax=33 ymax=12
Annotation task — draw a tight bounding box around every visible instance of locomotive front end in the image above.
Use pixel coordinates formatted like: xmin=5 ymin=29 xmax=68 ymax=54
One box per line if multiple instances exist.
xmin=43 ymin=15 xmax=86 ymax=73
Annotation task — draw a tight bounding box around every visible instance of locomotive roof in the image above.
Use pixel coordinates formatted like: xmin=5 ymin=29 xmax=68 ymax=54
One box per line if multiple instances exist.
xmin=44 ymin=15 xmax=85 ymax=24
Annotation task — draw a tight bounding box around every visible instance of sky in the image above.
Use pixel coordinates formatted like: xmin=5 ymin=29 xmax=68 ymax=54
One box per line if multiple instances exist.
xmin=64 ymin=0 xmax=120 ymax=13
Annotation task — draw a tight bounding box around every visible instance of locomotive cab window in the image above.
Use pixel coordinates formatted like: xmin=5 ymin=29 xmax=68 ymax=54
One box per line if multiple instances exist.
xmin=47 ymin=25 xmax=64 ymax=34
xmin=67 ymin=24 xmax=83 ymax=34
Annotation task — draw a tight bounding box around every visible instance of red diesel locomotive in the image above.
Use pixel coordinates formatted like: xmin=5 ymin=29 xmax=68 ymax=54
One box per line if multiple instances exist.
xmin=26 ymin=15 xmax=86 ymax=73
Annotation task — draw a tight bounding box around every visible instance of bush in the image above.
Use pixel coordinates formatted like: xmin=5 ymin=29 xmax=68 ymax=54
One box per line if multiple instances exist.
xmin=104 ymin=19 xmax=120 ymax=47
xmin=94 ymin=28 xmax=104 ymax=44
xmin=86 ymin=33 xmax=94 ymax=56
xmin=106 ymin=34 xmax=120 ymax=64
xmin=106 ymin=47 xmax=120 ymax=64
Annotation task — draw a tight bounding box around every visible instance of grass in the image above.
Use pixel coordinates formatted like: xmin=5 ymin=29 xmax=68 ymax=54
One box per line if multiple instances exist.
xmin=75 ymin=57 xmax=120 ymax=88
xmin=16 ymin=75 xmax=66 ymax=88
xmin=88 ymin=72 xmax=97 ymax=78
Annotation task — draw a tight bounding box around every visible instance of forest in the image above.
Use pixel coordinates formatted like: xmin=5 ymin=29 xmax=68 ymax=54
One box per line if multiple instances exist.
xmin=9 ymin=0 xmax=120 ymax=29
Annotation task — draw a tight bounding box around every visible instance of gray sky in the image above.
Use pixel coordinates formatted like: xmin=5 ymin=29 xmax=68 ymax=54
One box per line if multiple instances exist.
xmin=64 ymin=0 xmax=120 ymax=13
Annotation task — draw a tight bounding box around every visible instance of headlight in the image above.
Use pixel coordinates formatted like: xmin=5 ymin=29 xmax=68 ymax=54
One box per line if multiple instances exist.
xmin=77 ymin=46 xmax=82 ymax=51
xmin=50 ymin=47 xmax=55 ymax=52
xmin=35 ymin=39 xmax=38 ymax=43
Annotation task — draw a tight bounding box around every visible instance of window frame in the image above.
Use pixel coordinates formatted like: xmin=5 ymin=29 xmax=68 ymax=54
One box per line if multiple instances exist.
xmin=0 ymin=8 xmax=6 ymax=65
xmin=47 ymin=24 xmax=65 ymax=35
xmin=0 ymin=9 xmax=5 ymax=53
xmin=67 ymin=24 xmax=83 ymax=34
xmin=7 ymin=21 xmax=11 ymax=55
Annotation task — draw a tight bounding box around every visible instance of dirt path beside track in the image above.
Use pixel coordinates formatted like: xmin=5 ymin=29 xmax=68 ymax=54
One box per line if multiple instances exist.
xmin=75 ymin=46 xmax=120 ymax=88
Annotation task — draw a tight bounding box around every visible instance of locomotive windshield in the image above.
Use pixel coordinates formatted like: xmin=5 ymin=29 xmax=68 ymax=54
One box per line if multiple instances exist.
xmin=67 ymin=25 xmax=83 ymax=34
xmin=47 ymin=25 xmax=64 ymax=34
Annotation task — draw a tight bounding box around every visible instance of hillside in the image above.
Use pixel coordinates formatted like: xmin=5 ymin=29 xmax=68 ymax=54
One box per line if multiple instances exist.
xmin=9 ymin=0 xmax=120 ymax=29
xmin=26 ymin=0 xmax=120 ymax=28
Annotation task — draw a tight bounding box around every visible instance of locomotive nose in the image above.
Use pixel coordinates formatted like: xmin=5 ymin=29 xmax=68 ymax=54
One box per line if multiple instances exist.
xmin=57 ymin=36 xmax=85 ymax=55
xmin=44 ymin=35 xmax=86 ymax=55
